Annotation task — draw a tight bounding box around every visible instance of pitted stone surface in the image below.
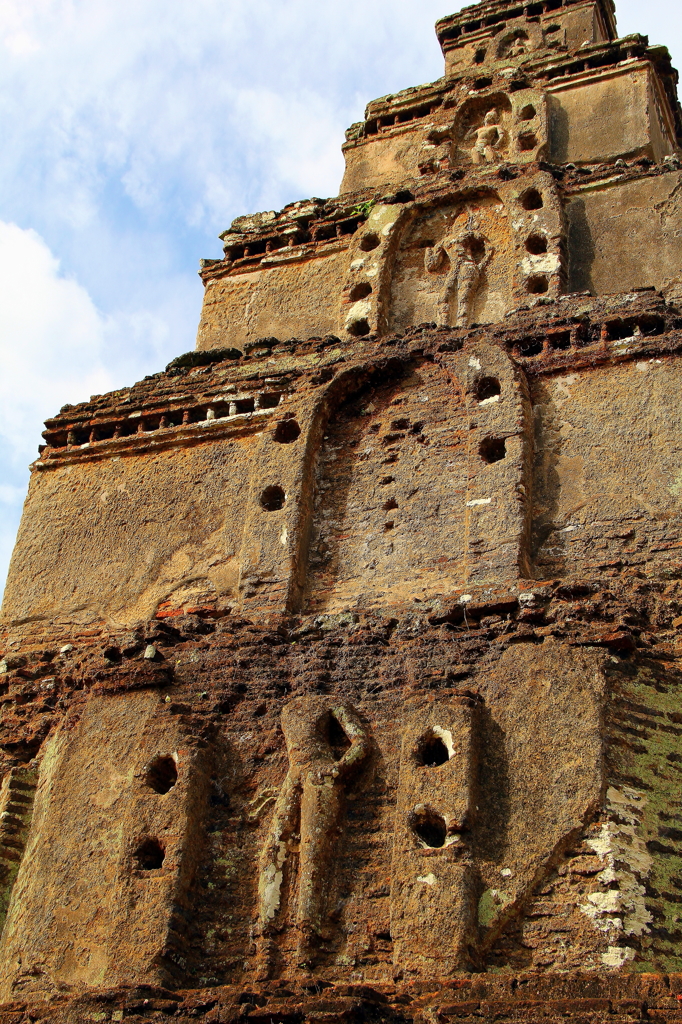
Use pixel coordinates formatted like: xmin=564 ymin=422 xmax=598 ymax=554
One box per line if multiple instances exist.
xmin=3 ymin=0 xmax=682 ymax=1016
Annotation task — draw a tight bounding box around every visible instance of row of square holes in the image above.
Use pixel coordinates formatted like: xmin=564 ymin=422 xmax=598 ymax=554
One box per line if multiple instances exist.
xmin=440 ymin=0 xmax=574 ymax=41
xmin=225 ymin=219 xmax=363 ymax=263
xmin=512 ymin=316 xmax=667 ymax=357
xmin=48 ymin=393 xmax=283 ymax=448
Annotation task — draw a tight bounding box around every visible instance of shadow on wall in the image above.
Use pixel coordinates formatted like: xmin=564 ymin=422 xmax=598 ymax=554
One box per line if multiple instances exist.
xmin=472 ymin=706 xmax=510 ymax=866
xmin=529 ymin=376 xmax=570 ymax=578
xmin=547 ymin=96 xmax=570 ymax=165
xmin=566 ymin=197 xmax=596 ymax=295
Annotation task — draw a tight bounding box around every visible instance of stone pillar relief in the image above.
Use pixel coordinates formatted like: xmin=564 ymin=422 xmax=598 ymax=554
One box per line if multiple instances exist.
xmin=257 ymin=697 xmax=371 ymax=973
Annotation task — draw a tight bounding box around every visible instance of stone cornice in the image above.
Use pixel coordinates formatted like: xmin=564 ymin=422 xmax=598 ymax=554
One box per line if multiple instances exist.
xmin=35 ymin=290 xmax=682 ymax=470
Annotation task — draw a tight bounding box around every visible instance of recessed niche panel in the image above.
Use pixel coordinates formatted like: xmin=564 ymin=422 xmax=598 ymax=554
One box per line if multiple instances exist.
xmin=304 ymin=362 xmax=470 ymax=614
xmin=389 ymin=196 xmax=514 ymax=333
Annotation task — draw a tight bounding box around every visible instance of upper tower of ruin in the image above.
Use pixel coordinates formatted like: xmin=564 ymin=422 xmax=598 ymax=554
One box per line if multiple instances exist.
xmin=2 ymin=0 xmax=682 ymax=1018
xmin=191 ymin=0 xmax=682 ymax=352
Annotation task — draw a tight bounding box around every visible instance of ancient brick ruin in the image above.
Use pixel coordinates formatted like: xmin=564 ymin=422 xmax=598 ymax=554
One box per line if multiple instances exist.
xmin=3 ymin=0 xmax=682 ymax=1020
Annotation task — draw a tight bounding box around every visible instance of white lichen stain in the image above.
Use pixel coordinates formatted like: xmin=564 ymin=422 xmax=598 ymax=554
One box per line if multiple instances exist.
xmin=417 ymin=874 xmax=438 ymax=886
xmin=579 ymin=786 xmax=653 ymax=966
xmin=261 ymin=841 xmax=287 ymax=923
xmin=552 ymin=374 xmax=578 ymax=407
xmin=602 ymin=946 xmax=636 ymax=968
xmin=669 ymin=469 xmax=682 ymax=498
xmin=344 ymin=299 xmax=371 ymax=329
xmin=521 ymin=252 xmax=561 ymax=276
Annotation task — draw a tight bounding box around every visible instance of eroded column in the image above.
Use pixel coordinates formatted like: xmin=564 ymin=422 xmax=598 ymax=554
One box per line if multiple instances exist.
xmin=257 ymin=696 xmax=371 ymax=973
xmin=390 ymin=694 xmax=482 ymax=976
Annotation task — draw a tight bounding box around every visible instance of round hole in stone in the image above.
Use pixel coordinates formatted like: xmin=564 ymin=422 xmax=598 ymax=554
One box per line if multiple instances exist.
xmin=519 ymin=104 xmax=536 ymax=121
xmin=527 ymin=274 xmax=549 ymax=294
xmin=518 ymin=132 xmax=537 ymax=152
xmin=349 ymin=282 xmax=372 ymax=302
xmin=260 ymin=485 xmax=286 ymax=511
xmin=145 ymin=756 xmax=178 ymax=795
xmin=526 ymin=234 xmax=548 ymax=255
xmin=474 ymin=48 xmax=487 ymax=64
xmin=274 ymin=419 xmax=301 ymax=444
xmin=327 ymin=714 xmax=352 ymax=761
xmin=411 ymin=808 xmax=447 ymax=848
xmin=520 ymin=188 xmax=544 ymax=211
xmin=466 ymin=236 xmax=486 ymax=262
xmin=413 ymin=730 xmax=450 ymax=768
xmin=347 ymin=318 xmax=371 ymax=337
xmin=135 ymin=838 xmax=165 ymax=871
xmin=476 ymin=376 xmax=501 ymax=402
xmin=359 ymin=232 xmax=380 ymax=252
xmin=479 ymin=436 xmax=507 ymax=464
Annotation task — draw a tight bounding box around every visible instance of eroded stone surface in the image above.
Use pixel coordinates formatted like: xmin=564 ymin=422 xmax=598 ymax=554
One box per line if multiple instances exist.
xmin=2 ymin=0 xmax=682 ymax=1018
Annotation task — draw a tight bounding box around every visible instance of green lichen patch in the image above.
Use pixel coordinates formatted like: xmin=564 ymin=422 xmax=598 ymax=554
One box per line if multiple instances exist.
xmin=607 ymin=658 xmax=682 ymax=971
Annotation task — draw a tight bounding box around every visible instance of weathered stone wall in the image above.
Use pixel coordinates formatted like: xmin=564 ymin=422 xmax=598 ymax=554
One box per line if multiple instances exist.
xmin=547 ymin=66 xmax=674 ymax=166
xmin=0 ymin=691 xmax=213 ymax=997
xmin=439 ymin=1 xmax=615 ymax=77
xmin=203 ymin=164 xmax=682 ymax=352
xmin=566 ymin=171 xmax=682 ymax=299
xmin=2 ymin=440 xmax=251 ymax=630
xmin=531 ymin=355 xmax=682 ymax=578
xmin=3 ymin=0 xmax=682 ymax=1017
xmin=6 ymin=296 xmax=682 ymax=638
xmin=0 ymin=576 xmax=679 ymax=994
xmin=196 ymin=249 xmax=350 ymax=352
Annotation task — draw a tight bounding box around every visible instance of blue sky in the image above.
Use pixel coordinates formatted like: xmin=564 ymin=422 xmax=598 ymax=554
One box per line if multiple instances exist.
xmin=0 ymin=0 xmax=679 ymax=597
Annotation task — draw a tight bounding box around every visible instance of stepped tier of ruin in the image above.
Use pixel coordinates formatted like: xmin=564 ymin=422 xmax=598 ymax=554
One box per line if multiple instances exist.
xmin=3 ymin=0 xmax=682 ymax=1021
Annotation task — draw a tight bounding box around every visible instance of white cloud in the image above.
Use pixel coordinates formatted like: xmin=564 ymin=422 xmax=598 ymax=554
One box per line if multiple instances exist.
xmin=0 ymin=0 xmax=450 ymax=240
xmin=0 ymin=222 xmax=111 ymax=462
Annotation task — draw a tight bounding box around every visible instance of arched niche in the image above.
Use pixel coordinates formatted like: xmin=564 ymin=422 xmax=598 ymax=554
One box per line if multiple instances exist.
xmin=454 ymin=92 xmax=513 ymax=166
xmin=494 ymin=16 xmax=545 ymax=59
xmin=388 ymin=192 xmax=514 ymax=333
xmin=497 ymin=28 xmax=530 ymax=59
xmin=303 ymin=360 xmax=471 ymax=615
